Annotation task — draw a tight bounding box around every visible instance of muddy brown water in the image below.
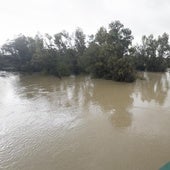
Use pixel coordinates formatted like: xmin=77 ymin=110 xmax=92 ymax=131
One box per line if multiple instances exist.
xmin=0 ymin=71 xmax=170 ymax=170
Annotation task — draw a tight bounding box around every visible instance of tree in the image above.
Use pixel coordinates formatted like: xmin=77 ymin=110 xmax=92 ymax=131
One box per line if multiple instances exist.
xmin=135 ymin=33 xmax=169 ymax=72
xmin=157 ymin=33 xmax=170 ymax=58
xmin=85 ymin=21 xmax=135 ymax=82
xmin=74 ymin=28 xmax=86 ymax=56
xmin=1 ymin=20 xmax=168 ymax=82
xmin=31 ymin=34 xmax=45 ymax=72
xmin=95 ymin=27 xmax=108 ymax=46
xmin=107 ymin=20 xmax=133 ymax=57
xmin=2 ymin=35 xmax=36 ymax=71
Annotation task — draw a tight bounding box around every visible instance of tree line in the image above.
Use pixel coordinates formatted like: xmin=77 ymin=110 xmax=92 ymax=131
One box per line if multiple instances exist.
xmin=0 ymin=20 xmax=170 ymax=82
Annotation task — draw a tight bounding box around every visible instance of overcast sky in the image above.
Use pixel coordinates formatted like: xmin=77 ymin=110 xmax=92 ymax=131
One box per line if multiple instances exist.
xmin=0 ymin=0 xmax=170 ymax=45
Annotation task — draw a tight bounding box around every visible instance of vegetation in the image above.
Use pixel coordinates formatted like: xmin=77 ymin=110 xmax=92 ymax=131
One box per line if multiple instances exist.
xmin=0 ymin=20 xmax=169 ymax=82
xmin=133 ymin=33 xmax=170 ymax=72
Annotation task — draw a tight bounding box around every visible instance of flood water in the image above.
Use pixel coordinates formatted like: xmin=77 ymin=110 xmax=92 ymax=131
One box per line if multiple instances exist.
xmin=0 ymin=71 xmax=170 ymax=170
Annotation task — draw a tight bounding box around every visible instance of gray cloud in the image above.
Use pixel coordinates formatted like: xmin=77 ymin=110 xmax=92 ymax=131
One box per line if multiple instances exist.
xmin=0 ymin=0 xmax=170 ymax=45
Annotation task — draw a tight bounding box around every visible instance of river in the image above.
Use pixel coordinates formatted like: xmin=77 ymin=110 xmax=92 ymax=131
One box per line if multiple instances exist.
xmin=0 ymin=71 xmax=170 ymax=170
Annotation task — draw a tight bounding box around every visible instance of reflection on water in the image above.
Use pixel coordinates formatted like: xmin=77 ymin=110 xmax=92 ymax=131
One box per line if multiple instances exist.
xmin=136 ymin=72 xmax=170 ymax=105
xmin=18 ymin=75 xmax=135 ymax=128
xmin=90 ymin=80 xmax=134 ymax=128
xmin=0 ymin=71 xmax=170 ymax=170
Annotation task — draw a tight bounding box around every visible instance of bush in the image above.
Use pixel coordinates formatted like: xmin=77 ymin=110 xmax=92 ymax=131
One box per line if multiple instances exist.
xmin=112 ymin=57 xmax=136 ymax=82
xmin=146 ymin=57 xmax=167 ymax=72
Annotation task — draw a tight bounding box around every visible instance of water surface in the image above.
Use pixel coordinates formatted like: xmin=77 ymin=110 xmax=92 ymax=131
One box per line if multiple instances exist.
xmin=0 ymin=71 xmax=170 ymax=170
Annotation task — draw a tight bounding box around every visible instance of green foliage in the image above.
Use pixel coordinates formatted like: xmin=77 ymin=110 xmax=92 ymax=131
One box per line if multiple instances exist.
xmin=111 ymin=57 xmax=136 ymax=82
xmin=83 ymin=21 xmax=136 ymax=82
xmin=0 ymin=20 xmax=169 ymax=82
xmin=134 ymin=33 xmax=169 ymax=72
xmin=146 ymin=57 xmax=167 ymax=72
xmin=167 ymin=57 xmax=170 ymax=68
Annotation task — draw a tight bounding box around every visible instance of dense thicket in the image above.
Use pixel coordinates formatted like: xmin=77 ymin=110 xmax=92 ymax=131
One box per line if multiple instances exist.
xmin=132 ymin=33 xmax=170 ymax=72
xmin=0 ymin=21 xmax=169 ymax=82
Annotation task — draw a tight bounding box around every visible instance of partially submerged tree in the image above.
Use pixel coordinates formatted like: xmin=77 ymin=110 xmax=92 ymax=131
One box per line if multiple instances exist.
xmin=134 ymin=33 xmax=169 ymax=72
xmin=0 ymin=20 xmax=169 ymax=82
xmin=84 ymin=21 xmax=136 ymax=82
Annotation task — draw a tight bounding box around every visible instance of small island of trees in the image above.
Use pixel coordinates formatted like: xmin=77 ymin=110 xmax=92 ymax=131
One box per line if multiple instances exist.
xmin=0 ymin=20 xmax=170 ymax=82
